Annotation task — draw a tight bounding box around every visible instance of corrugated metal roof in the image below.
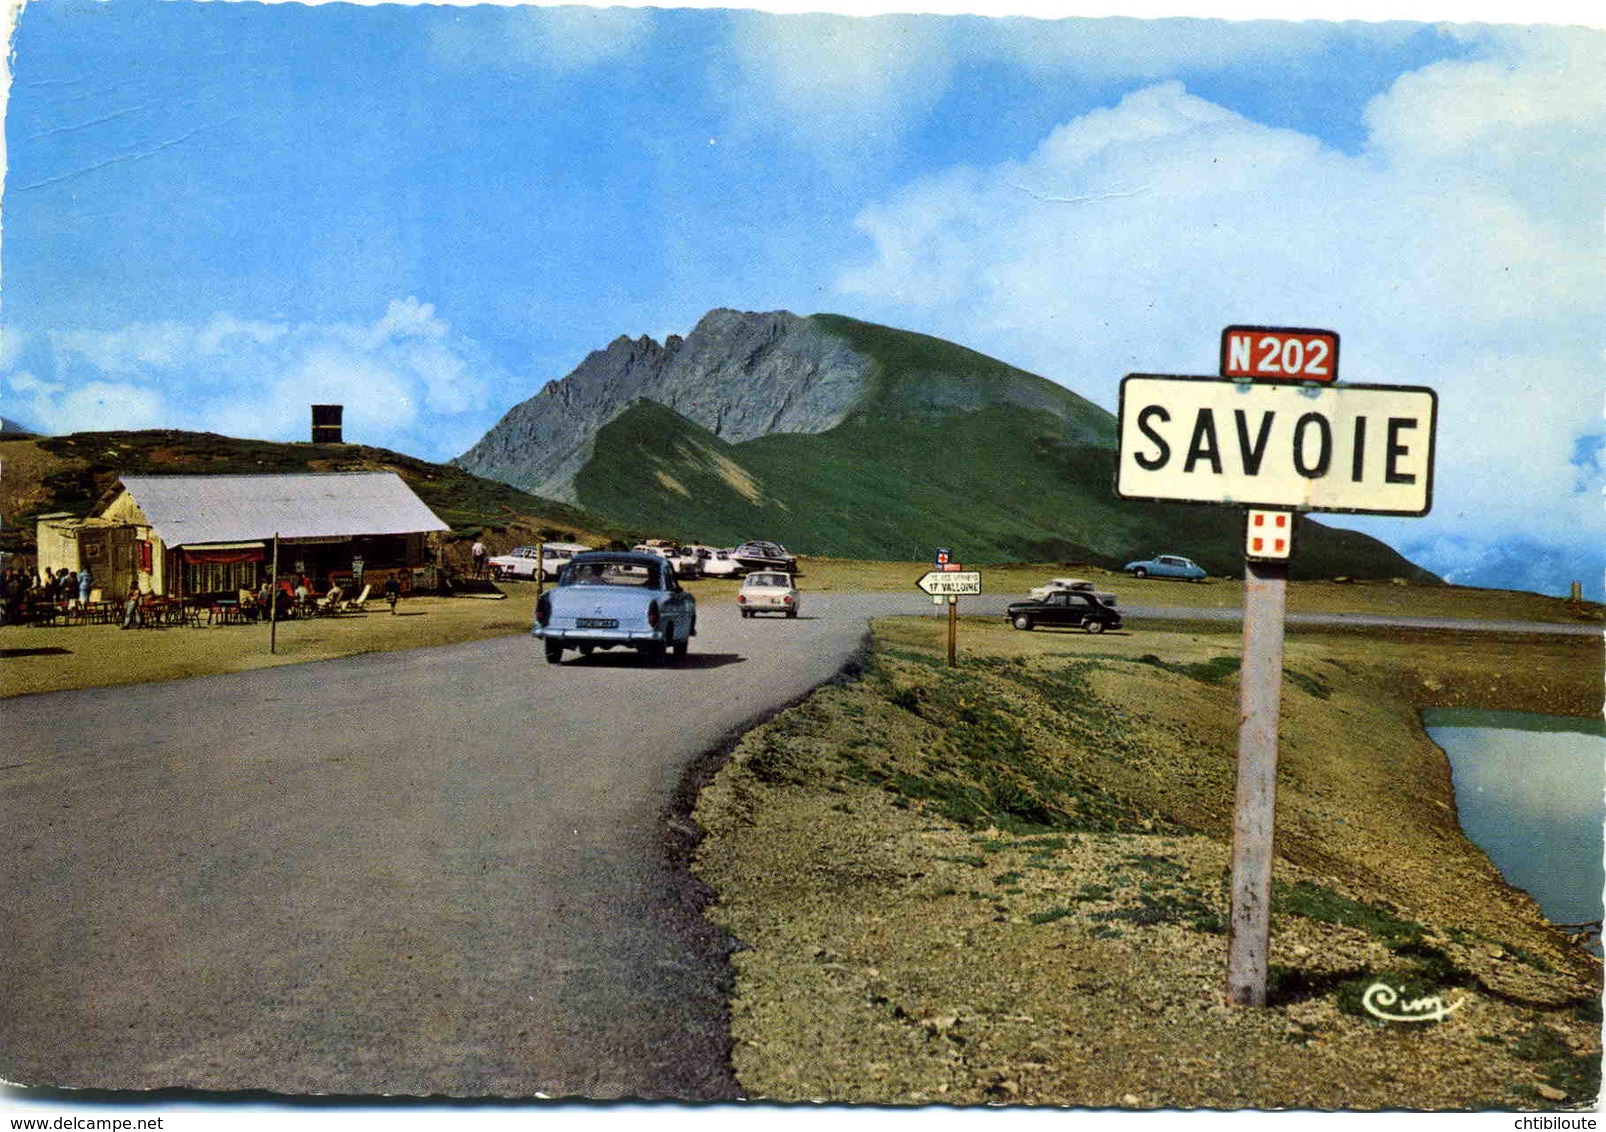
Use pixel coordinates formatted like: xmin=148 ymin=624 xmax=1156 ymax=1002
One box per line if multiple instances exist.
xmin=112 ymin=473 xmax=448 ymax=547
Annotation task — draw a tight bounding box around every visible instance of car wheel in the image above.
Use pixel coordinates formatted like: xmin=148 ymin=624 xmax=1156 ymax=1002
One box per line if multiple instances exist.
xmin=1086 ymin=620 xmax=1106 ymax=634
xmin=672 ymin=632 xmax=689 ymax=660
xmin=1012 ymin=614 xmax=1033 ymax=631
xmin=578 ymin=643 xmax=595 ymax=656
xmin=1133 ymin=567 xmax=1148 ymax=578
xmin=643 ymin=639 xmax=668 ymax=664
xmin=544 ymin=641 xmax=564 ymax=664
xmin=491 ymin=566 xmax=504 ymax=581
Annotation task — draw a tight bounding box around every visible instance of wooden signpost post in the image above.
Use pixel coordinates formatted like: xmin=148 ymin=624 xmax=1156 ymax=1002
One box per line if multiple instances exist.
xmin=1116 ymin=326 xmax=1436 ymax=1006
xmin=915 ymin=565 xmax=981 ymax=668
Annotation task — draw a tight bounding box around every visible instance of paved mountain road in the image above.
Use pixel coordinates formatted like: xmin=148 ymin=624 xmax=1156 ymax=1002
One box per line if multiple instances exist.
xmin=1 ymin=591 xmax=1589 ymax=1098
xmin=2 ymin=596 xmax=890 ymax=1098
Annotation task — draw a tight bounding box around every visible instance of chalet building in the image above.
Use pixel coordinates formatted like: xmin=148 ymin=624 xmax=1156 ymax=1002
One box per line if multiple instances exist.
xmin=36 ymin=472 xmax=448 ymax=602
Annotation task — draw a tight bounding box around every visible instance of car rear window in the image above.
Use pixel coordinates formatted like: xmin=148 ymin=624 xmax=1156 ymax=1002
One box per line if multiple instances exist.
xmin=562 ymin=561 xmax=660 ymax=587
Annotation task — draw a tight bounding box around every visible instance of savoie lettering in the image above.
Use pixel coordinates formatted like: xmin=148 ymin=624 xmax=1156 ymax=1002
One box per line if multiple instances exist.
xmin=1130 ymin=405 xmax=1419 ymax=485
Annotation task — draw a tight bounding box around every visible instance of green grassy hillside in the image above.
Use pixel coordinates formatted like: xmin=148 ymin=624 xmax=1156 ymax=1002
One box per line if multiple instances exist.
xmin=0 ymin=430 xmax=628 ymax=556
xmin=575 ymin=398 xmax=1435 ymax=580
xmin=572 ymin=315 xmax=1436 ymax=581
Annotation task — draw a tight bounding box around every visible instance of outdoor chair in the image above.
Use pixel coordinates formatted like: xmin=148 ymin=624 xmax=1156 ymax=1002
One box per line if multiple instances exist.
xmin=341 ymin=584 xmax=372 ymax=613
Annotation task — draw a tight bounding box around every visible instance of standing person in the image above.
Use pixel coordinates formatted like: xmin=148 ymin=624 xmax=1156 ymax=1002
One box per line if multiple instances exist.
xmin=78 ymin=566 xmax=92 ymax=607
xmin=383 ymin=576 xmax=400 ymax=614
xmin=471 ymin=539 xmax=487 ymax=578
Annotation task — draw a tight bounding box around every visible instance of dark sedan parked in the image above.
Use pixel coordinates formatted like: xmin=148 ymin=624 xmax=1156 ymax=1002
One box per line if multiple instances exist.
xmin=1005 ymin=590 xmax=1124 ymax=634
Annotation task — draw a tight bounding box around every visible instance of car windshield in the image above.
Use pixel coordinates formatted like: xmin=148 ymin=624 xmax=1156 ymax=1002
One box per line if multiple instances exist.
xmin=746 ymin=573 xmax=788 ymax=587
xmin=561 ymin=560 xmax=661 ymax=587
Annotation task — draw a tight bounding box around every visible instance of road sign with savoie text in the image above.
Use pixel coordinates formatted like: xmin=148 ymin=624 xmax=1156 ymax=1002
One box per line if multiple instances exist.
xmin=1117 ymin=374 xmax=1435 ymax=516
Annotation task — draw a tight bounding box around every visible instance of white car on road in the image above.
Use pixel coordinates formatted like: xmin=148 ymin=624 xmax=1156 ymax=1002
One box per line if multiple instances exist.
xmin=1029 ymin=577 xmax=1118 ymax=606
xmin=697 ymin=548 xmax=742 ymax=577
xmin=737 ymin=571 xmax=800 ymax=618
xmin=489 ymin=542 xmax=592 ymax=581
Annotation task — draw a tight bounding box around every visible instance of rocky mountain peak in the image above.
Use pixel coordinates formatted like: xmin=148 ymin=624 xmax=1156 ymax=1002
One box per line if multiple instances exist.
xmin=455 ymin=310 xmax=874 ymax=502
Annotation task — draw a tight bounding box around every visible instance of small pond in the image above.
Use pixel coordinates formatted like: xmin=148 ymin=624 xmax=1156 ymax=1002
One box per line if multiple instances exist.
xmin=1424 ymin=709 xmax=1605 ymax=937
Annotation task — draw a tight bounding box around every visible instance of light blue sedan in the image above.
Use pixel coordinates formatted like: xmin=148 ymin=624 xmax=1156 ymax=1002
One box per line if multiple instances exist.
xmin=1123 ymin=554 xmax=1208 ymax=581
xmin=533 ymin=551 xmax=696 ymax=664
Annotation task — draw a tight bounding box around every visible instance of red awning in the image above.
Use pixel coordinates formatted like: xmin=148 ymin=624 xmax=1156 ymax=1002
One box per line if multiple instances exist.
xmin=183 ymin=543 xmax=266 ymax=565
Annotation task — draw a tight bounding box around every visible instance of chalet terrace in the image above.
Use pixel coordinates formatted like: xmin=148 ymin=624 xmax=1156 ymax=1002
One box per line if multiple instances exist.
xmin=36 ymin=472 xmax=448 ymax=602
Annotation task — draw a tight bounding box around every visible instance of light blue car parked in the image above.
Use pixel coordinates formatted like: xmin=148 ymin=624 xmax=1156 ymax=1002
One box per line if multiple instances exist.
xmin=533 ymin=551 xmax=697 ymax=664
xmin=1123 ymin=554 xmax=1208 ymax=581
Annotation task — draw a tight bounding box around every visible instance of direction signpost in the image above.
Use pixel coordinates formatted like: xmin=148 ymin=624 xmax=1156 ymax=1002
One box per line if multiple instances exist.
xmin=1116 ymin=326 xmax=1436 ymax=1007
xmin=916 ymin=568 xmax=981 ymax=667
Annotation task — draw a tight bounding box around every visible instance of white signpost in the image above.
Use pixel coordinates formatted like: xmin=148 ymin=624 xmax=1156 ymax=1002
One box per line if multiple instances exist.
xmin=1118 ymin=377 xmax=1436 ymax=515
xmin=916 ymin=569 xmax=981 ymax=667
xmin=1116 ymin=330 xmax=1436 ymax=1008
xmin=915 ymin=570 xmax=981 ymax=596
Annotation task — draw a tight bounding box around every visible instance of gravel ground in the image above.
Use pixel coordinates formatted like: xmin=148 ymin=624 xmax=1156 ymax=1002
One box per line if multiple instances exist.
xmin=693 ymin=616 xmax=1603 ymax=1109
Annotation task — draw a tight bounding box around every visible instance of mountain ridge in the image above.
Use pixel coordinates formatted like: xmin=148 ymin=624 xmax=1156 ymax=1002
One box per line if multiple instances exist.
xmin=458 ymin=310 xmax=1438 ymax=581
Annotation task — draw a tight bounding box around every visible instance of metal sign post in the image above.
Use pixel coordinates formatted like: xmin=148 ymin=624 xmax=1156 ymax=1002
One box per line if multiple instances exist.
xmin=1114 ymin=325 xmax=1436 ymax=1008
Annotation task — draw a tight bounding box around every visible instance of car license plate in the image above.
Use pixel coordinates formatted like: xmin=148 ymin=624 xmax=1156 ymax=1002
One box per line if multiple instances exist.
xmin=576 ymin=617 xmax=618 ymax=629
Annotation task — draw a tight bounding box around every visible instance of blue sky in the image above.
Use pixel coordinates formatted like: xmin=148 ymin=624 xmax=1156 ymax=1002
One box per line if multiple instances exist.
xmin=2 ymin=1 xmax=1602 ymax=596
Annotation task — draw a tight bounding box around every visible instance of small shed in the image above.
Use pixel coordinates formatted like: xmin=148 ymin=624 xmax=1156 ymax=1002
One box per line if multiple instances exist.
xmin=51 ymin=472 xmax=449 ymax=601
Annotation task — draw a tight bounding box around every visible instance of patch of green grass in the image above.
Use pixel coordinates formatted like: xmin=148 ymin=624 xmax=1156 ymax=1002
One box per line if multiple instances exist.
xmin=1091 ymin=889 xmax=1218 ymax=928
xmin=1511 ymin=1025 xmax=1601 ymax=1104
xmin=1273 ymin=880 xmax=1425 ymax=946
xmin=1028 ymin=907 xmax=1076 ymax=925
xmin=1285 ymin=669 xmax=1333 ymax=700
xmin=1135 ymin=653 xmax=1243 ymax=684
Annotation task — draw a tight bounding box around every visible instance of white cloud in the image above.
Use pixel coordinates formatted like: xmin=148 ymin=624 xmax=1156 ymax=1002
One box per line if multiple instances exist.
xmin=516 ymin=5 xmax=652 ymax=73
xmin=834 ymin=27 xmax=1606 ymax=565
xmin=975 ymin=16 xmax=1382 ymax=82
xmin=719 ymin=12 xmax=954 ymax=165
xmin=5 ymin=301 xmax=501 ymax=461
xmin=431 ymin=5 xmax=651 ymax=73
xmin=0 ymin=329 xmax=26 ymax=371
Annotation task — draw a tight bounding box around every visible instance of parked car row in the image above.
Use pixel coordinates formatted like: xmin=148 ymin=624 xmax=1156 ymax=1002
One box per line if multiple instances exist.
xmin=491 ymin=537 xmax=796 ymax=583
xmin=488 ymin=542 xmax=592 ymax=582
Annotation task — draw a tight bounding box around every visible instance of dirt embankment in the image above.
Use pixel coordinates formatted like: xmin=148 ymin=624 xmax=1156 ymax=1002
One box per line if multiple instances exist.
xmin=692 ymin=618 xmax=1603 ymax=1109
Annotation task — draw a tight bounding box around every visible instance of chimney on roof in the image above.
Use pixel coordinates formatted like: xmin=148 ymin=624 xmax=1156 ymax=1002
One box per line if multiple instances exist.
xmin=311 ymin=404 xmax=344 ymax=444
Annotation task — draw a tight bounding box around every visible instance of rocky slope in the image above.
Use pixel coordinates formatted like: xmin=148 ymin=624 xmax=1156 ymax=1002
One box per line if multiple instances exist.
xmin=456 ymin=309 xmax=874 ymax=502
